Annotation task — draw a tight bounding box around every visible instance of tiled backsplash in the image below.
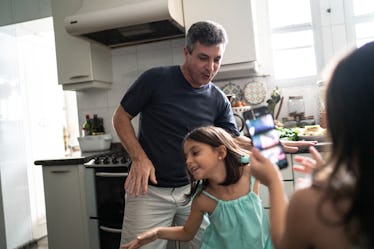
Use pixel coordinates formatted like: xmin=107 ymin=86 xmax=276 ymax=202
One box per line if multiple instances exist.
xmin=76 ymin=38 xmax=319 ymax=143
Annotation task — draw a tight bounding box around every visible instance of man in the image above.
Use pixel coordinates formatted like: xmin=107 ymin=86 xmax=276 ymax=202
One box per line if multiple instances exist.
xmin=113 ymin=20 xmax=313 ymax=249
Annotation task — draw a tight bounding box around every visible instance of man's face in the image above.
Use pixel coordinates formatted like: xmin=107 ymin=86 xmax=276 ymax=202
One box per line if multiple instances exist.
xmin=183 ymin=42 xmax=224 ymax=88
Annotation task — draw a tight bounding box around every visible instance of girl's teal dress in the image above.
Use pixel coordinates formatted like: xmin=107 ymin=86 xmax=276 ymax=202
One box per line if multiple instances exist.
xmin=200 ymin=182 xmax=273 ymax=249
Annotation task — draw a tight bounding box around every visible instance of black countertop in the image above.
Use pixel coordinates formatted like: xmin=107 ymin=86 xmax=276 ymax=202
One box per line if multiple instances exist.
xmin=34 ymin=143 xmax=125 ymax=166
xmin=34 ymin=150 xmax=110 ymax=166
xmin=34 ymin=142 xmax=331 ymax=167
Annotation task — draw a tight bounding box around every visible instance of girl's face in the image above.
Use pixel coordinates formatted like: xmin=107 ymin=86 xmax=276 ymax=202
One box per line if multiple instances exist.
xmin=183 ymin=139 xmax=223 ymax=180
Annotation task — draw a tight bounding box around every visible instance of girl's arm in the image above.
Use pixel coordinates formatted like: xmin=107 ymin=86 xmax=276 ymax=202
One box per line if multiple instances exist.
xmin=121 ymin=197 xmax=205 ymax=249
xmin=249 ymin=148 xmax=288 ymax=249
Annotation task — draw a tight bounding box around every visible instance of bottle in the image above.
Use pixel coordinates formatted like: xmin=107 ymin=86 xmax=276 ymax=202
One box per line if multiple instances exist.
xmin=92 ymin=114 xmax=105 ymax=135
xmin=82 ymin=114 xmax=91 ymax=136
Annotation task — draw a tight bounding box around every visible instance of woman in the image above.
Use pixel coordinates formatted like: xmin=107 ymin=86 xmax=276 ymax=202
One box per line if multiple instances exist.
xmin=250 ymin=41 xmax=374 ymax=249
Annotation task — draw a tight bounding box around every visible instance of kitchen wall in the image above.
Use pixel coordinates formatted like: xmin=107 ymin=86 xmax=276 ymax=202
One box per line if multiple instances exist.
xmin=74 ymin=38 xmax=319 ymax=143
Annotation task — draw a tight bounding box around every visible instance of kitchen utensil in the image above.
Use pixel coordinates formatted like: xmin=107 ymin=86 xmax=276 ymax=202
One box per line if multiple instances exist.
xmin=78 ymin=134 xmax=112 ymax=152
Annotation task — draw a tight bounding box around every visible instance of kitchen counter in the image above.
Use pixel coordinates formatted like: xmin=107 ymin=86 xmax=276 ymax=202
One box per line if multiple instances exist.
xmin=296 ymin=142 xmax=331 ymax=153
xmin=34 ymin=143 xmax=124 ymax=166
xmin=34 ymin=150 xmax=107 ymax=166
xmin=35 ymin=141 xmax=331 ymax=167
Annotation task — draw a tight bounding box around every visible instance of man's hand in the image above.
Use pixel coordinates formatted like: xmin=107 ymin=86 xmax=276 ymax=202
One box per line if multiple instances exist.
xmin=125 ymin=157 xmax=157 ymax=196
xmin=281 ymin=140 xmax=318 ymax=153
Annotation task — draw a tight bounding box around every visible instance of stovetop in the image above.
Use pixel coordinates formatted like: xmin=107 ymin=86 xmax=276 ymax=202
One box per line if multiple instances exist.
xmin=84 ymin=150 xmax=131 ymax=168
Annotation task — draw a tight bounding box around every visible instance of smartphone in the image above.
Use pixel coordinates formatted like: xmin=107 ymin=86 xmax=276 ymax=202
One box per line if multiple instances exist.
xmin=243 ymin=106 xmax=288 ymax=169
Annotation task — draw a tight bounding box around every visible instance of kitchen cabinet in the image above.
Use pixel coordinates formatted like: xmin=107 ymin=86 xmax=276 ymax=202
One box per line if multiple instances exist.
xmin=259 ymin=154 xmax=294 ymax=208
xmin=183 ymin=0 xmax=258 ymax=80
xmin=0 ymin=0 xmax=51 ymax=27
xmin=50 ymin=0 xmax=112 ymax=91
xmin=42 ymin=165 xmax=92 ymax=249
xmin=259 ymin=150 xmax=329 ymax=208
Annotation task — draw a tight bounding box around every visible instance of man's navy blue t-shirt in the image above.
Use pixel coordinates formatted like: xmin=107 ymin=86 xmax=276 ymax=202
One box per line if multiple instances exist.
xmin=121 ymin=65 xmax=239 ymax=187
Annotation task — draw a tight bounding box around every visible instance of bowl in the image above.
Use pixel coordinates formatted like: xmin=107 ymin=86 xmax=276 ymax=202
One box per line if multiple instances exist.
xmin=77 ymin=134 xmax=112 ymax=152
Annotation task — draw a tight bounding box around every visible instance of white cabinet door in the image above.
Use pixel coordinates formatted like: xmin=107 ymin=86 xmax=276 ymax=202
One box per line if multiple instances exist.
xmin=183 ymin=0 xmax=256 ymax=65
xmin=42 ymin=165 xmax=89 ymax=249
xmin=259 ymin=181 xmax=294 ymax=208
xmin=50 ymin=0 xmax=112 ymax=90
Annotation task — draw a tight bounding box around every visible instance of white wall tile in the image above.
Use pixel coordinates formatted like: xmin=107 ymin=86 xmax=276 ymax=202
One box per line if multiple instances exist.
xmin=77 ymin=39 xmax=186 ymax=141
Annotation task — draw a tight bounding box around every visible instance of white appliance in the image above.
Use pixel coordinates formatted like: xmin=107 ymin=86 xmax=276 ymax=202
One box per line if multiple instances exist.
xmin=64 ymin=0 xmax=185 ymax=48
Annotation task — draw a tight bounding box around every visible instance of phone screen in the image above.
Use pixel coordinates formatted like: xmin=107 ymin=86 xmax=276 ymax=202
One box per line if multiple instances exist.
xmin=243 ymin=106 xmax=288 ymax=169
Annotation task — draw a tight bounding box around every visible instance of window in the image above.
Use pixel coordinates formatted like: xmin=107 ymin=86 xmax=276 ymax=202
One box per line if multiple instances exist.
xmin=268 ymin=0 xmax=316 ymax=80
xmin=352 ymin=0 xmax=374 ymax=46
xmin=266 ymin=0 xmax=374 ymax=82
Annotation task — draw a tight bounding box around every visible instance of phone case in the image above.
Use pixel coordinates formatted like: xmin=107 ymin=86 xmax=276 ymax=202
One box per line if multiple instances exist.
xmin=243 ymin=106 xmax=288 ymax=169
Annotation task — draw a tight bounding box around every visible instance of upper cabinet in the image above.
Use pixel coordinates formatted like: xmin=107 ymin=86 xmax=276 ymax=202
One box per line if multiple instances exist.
xmin=0 ymin=0 xmax=51 ymax=26
xmin=183 ymin=0 xmax=258 ymax=80
xmin=50 ymin=0 xmax=112 ymax=91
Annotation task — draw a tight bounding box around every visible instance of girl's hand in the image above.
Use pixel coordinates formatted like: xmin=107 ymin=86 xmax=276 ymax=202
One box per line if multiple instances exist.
xmin=120 ymin=229 xmax=158 ymax=249
xmin=250 ymin=148 xmax=282 ymax=187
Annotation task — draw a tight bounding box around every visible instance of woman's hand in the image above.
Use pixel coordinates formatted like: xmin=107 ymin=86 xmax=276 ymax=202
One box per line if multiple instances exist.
xmin=293 ymin=146 xmax=325 ymax=188
xmin=293 ymin=146 xmax=324 ymax=174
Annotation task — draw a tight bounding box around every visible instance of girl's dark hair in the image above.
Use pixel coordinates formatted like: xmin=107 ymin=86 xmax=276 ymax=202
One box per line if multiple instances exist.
xmin=185 ymin=21 xmax=228 ymax=54
xmin=182 ymin=126 xmax=249 ymax=201
xmin=317 ymin=41 xmax=374 ymax=247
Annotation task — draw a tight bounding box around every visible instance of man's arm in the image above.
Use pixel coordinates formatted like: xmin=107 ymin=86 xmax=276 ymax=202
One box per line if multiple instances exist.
xmin=234 ymin=134 xmax=317 ymax=153
xmin=112 ymin=106 xmax=157 ymax=196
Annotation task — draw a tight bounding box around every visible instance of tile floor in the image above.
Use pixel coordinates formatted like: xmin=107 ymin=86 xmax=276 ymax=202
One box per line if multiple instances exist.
xmin=17 ymin=236 xmax=48 ymax=249
xmin=35 ymin=237 xmax=48 ymax=249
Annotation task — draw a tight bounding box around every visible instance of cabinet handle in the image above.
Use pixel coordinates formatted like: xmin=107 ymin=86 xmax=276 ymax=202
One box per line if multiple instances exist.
xmin=69 ymin=75 xmax=89 ymax=79
xmin=99 ymin=225 xmax=122 ymax=234
xmin=95 ymin=172 xmax=128 ymax=177
xmin=50 ymin=170 xmax=70 ymax=174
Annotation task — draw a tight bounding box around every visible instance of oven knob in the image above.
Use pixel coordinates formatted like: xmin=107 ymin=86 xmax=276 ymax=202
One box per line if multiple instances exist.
xmin=94 ymin=157 xmax=101 ymax=164
xmin=112 ymin=157 xmax=118 ymax=164
xmin=103 ymin=157 xmax=110 ymax=164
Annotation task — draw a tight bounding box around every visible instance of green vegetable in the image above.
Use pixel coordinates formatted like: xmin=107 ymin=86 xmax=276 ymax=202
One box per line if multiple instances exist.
xmin=276 ymin=127 xmax=298 ymax=141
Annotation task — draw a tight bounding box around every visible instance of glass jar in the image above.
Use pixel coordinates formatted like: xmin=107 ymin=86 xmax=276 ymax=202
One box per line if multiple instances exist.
xmin=288 ymin=96 xmax=305 ymax=116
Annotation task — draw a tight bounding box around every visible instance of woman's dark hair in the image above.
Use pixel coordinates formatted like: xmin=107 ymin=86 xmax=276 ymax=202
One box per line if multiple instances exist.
xmin=318 ymin=41 xmax=374 ymax=247
xmin=182 ymin=126 xmax=249 ymax=201
xmin=185 ymin=20 xmax=228 ymax=54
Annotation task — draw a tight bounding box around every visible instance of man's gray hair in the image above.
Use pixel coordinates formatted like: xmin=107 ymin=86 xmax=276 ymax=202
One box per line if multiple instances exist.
xmin=185 ymin=20 xmax=228 ymax=53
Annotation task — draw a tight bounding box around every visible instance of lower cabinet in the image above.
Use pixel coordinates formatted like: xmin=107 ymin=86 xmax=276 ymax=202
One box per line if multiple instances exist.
xmin=42 ymin=165 xmax=94 ymax=249
xmin=259 ymin=153 xmax=311 ymax=208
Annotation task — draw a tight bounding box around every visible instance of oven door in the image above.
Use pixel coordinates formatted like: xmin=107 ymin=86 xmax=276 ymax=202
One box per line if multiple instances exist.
xmin=95 ymin=167 xmax=128 ymax=249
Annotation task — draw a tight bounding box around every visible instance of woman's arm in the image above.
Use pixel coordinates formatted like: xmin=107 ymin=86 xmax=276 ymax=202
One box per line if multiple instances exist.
xmin=121 ymin=197 xmax=205 ymax=249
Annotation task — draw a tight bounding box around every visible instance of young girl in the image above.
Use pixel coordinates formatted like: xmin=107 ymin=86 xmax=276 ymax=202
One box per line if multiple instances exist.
xmin=250 ymin=41 xmax=374 ymax=249
xmin=121 ymin=125 xmax=273 ymax=249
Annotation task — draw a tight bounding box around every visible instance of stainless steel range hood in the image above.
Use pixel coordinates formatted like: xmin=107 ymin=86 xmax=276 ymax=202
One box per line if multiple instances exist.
xmin=64 ymin=0 xmax=185 ymax=48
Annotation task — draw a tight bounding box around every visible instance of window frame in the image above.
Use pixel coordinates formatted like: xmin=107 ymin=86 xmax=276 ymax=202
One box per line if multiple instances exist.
xmin=263 ymin=0 xmax=374 ymax=88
